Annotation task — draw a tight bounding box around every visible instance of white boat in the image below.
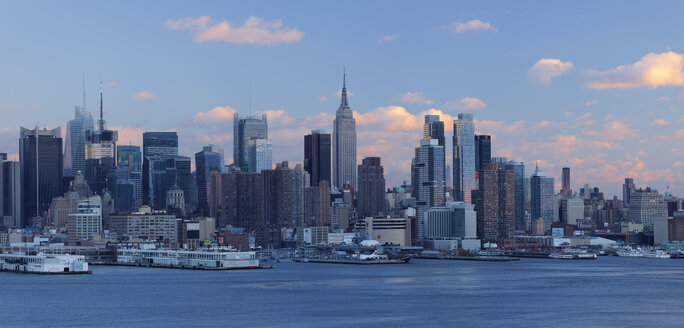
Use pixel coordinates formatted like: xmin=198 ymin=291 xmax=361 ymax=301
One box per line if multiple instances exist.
xmin=0 ymin=252 xmax=90 ymax=274
xmin=116 ymin=248 xmax=260 ymax=269
xmin=616 ymin=248 xmax=644 ymax=258
xmin=549 ymin=250 xmax=597 ymax=260
xmin=644 ymin=250 xmax=671 ymax=259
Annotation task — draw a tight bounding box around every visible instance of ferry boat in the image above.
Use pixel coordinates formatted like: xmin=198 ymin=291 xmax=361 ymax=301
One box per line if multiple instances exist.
xmin=643 ymin=250 xmax=671 ymax=259
xmin=616 ymin=247 xmax=644 ymax=258
xmin=0 ymin=253 xmax=90 ymax=274
xmin=549 ymin=249 xmax=597 ymax=260
xmin=116 ymin=248 xmax=260 ymax=269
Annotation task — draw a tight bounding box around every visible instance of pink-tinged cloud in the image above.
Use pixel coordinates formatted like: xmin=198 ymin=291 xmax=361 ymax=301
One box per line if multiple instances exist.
xmin=448 ymin=19 xmax=497 ymax=34
xmin=103 ymin=81 xmax=117 ymax=88
xmin=651 ymin=119 xmax=669 ymax=126
xmin=131 ymin=90 xmax=159 ymax=101
xmin=674 ymin=161 xmax=683 ymax=168
xmin=165 ymin=16 xmax=304 ymax=45
xmin=395 ymin=92 xmax=433 ymax=105
xmin=110 ymin=126 xmax=144 ymax=146
xmin=602 ymin=120 xmax=639 ymax=140
xmin=527 ymin=58 xmax=574 ymax=85
xmin=191 ymin=106 xmax=237 ymax=124
xmin=380 ymin=35 xmax=398 ymax=42
xmin=444 ymin=97 xmax=486 ymax=110
xmin=581 ymin=51 xmax=684 ymax=89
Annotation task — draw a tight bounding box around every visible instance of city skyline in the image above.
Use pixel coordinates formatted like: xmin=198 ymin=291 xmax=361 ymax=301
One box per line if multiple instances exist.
xmin=1 ymin=1 xmax=684 ymax=196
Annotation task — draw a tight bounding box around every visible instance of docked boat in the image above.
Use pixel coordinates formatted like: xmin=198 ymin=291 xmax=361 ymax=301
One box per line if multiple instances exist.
xmin=549 ymin=250 xmax=597 ymax=260
xmin=116 ymin=248 xmax=261 ymax=270
xmin=644 ymin=250 xmax=671 ymax=259
xmin=616 ymin=248 xmax=644 ymax=257
xmin=0 ymin=252 xmax=90 ymax=274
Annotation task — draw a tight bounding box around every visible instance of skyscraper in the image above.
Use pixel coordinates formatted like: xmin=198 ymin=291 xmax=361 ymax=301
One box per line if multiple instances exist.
xmin=423 ymin=115 xmax=445 ymax=147
xmin=530 ymin=163 xmax=555 ymax=233
xmin=411 ymin=139 xmax=446 ymax=240
xmin=84 ymin=85 xmax=118 ymax=194
xmin=64 ymin=106 xmax=94 ymax=177
xmin=233 ymin=113 xmax=268 ymax=172
xmin=248 ymin=138 xmax=272 ymax=173
xmin=453 ymin=113 xmax=476 ymax=203
xmin=474 ymin=134 xmax=491 ymax=172
xmin=1 ymin=159 xmax=21 ymax=228
xmin=472 ymin=162 xmax=515 ymax=245
xmin=627 ymin=187 xmax=667 ymax=229
xmin=304 ymin=130 xmax=331 ymax=187
xmin=504 ymin=160 xmax=525 ymax=231
xmin=332 ymin=72 xmax=357 ymax=189
xmin=561 ymin=167 xmax=572 ymax=197
xmin=142 ymin=132 xmax=178 ymax=157
xmin=623 ymin=178 xmax=635 ymax=208
xmin=195 ymin=145 xmax=223 ymax=215
xmin=357 ymin=157 xmax=386 ymax=218
xmin=20 ymin=126 xmax=63 ymax=226
xmin=117 ymin=145 xmax=142 ymax=171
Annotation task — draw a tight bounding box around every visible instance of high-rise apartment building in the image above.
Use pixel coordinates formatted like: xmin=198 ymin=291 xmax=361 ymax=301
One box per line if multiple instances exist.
xmin=453 ymin=113 xmax=475 ymax=203
xmin=411 ymin=138 xmax=446 ymax=241
xmin=20 ymin=126 xmax=63 ymax=226
xmin=357 ymin=157 xmax=386 ymax=218
xmin=472 ymin=163 xmax=515 ymax=244
xmin=304 ymin=130 xmax=331 ymax=187
xmin=474 ymin=134 xmax=491 ymax=172
xmin=627 ymin=187 xmax=668 ymax=229
xmin=530 ymin=164 xmax=555 ymax=233
xmin=623 ymin=178 xmax=636 ymax=208
xmin=332 ymin=73 xmax=357 ymax=189
xmin=561 ymin=167 xmax=572 ymax=197
xmin=1 ymin=159 xmax=21 ymax=227
xmin=67 ymin=196 xmax=102 ymax=243
xmin=304 ymin=181 xmax=331 ymax=227
xmin=233 ymin=113 xmax=267 ymax=172
xmin=423 ymin=115 xmax=445 ymax=147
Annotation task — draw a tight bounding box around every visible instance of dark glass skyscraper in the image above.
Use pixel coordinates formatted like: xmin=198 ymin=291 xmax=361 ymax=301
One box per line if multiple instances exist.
xmin=117 ymin=145 xmax=142 ymax=171
xmin=423 ymin=115 xmax=445 ymax=147
xmin=195 ymin=145 xmax=223 ymax=215
xmin=233 ymin=113 xmax=268 ymax=172
xmin=357 ymin=157 xmax=386 ymax=218
xmin=20 ymin=126 xmax=63 ymax=226
xmin=474 ymin=134 xmax=491 ymax=172
xmin=561 ymin=167 xmax=572 ymax=197
xmin=142 ymin=132 xmax=178 ymax=157
xmin=304 ymin=130 xmax=331 ymax=187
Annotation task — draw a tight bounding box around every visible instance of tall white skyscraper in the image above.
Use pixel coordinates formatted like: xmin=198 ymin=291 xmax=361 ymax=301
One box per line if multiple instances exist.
xmin=453 ymin=113 xmax=475 ymax=204
xmin=332 ymin=72 xmax=357 ymax=190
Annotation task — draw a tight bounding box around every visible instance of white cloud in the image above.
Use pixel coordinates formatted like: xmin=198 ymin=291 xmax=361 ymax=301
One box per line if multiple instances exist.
xmin=578 ymin=100 xmax=598 ymax=107
xmin=581 ymin=51 xmax=684 ymax=89
xmin=380 ymin=35 xmax=398 ymax=42
xmin=651 ymin=119 xmax=669 ymax=126
xmin=191 ymin=105 xmax=237 ymax=124
xmin=448 ymin=19 xmax=497 ymax=34
xmin=527 ymin=58 xmax=574 ymax=85
xmin=395 ymin=92 xmax=433 ymax=105
xmin=131 ymin=91 xmax=159 ymax=101
xmin=164 ymin=16 xmax=304 ymax=45
xmin=444 ymin=97 xmax=486 ymax=111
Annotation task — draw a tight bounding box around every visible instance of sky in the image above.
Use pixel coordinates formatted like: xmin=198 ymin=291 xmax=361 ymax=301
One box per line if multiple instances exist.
xmin=1 ymin=1 xmax=684 ymax=197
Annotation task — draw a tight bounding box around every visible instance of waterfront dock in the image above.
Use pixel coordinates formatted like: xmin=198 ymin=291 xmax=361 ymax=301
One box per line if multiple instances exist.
xmin=416 ymin=255 xmax=519 ymax=261
xmin=93 ymin=262 xmax=274 ymax=270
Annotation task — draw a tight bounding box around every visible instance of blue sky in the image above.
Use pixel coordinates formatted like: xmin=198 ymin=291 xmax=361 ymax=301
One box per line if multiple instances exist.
xmin=1 ymin=1 xmax=684 ymax=196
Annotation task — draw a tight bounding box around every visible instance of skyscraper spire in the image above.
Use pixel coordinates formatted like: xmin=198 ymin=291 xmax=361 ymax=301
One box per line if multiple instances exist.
xmin=98 ymin=80 xmax=104 ymax=132
xmin=82 ymin=71 xmax=86 ymax=111
xmin=339 ymin=68 xmax=349 ymax=109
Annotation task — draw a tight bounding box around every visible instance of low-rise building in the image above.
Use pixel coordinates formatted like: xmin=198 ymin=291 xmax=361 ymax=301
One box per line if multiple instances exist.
xmin=364 ymin=216 xmax=411 ymax=246
xmin=109 ymin=206 xmax=177 ymax=244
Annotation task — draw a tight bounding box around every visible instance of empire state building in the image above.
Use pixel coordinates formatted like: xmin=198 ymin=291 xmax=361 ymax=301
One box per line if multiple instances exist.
xmin=332 ymin=72 xmax=357 ymax=190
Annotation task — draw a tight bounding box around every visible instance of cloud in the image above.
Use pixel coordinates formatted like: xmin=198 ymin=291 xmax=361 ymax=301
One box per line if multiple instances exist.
xmin=578 ymin=100 xmax=598 ymax=107
xmin=581 ymin=51 xmax=684 ymax=89
xmin=674 ymin=161 xmax=683 ymax=168
xmin=448 ymin=19 xmax=497 ymax=34
xmin=131 ymin=91 xmax=159 ymax=101
xmin=380 ymin=35 xmax=398 ymax=42
xmin=444 ymin=97 xmax=486 ymax=110
xmin=527 ymin=58 xmax=574 ymax=85
xmin=110 ymin=126 xmax=144 ymax=146
xmin=335 ymin=89 xmax=354 ymax=97
xmin=164 ymin=16 xmax=304 ymax=45
xmin=395 ymin=92 xmax=433 ymax=105
xmin=602 ymin=120 xmax=639 ymax=140
xmin=103 ymin=81 xmax=117 ymax=88
xmin=651 ymin=119 xmax=669 ymax=126
xmin=191 ymin=105 xmax=237 ymax=124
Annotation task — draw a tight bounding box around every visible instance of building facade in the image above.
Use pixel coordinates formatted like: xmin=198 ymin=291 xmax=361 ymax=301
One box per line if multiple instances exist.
xmin=20 ymin=126 xmax=63 ymax=226
xmin=233 ymin=113 xmax=268 ymax=173
xmin=332 ymin=73 xmax=357 ymax=189
xmin=357 ymin=157 xmax=386 ymax=219
xmin=304 ymin=130 xmax=331 ymax=187
xmin=453 ymin=113 xmax=475 ymax=203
